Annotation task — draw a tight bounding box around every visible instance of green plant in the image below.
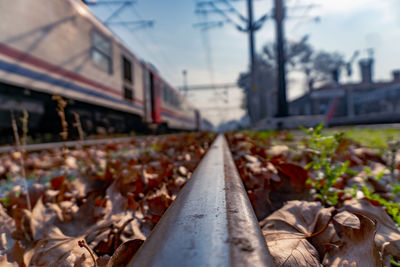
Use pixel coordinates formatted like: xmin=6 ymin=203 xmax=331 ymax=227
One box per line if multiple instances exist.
xmin=387 ymin=139 xmax=400 ymax=183
xmin=390 ymin=255 xmax=400 ymax=266
xmin=302 ymin=123 xmax=350 ymax=206
xmin=361 ymin=186 xmax=400 ymax=226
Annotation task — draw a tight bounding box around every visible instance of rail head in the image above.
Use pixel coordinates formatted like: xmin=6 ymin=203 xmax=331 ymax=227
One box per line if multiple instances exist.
xmin=129 ymin=134 xmax=275 ymax=267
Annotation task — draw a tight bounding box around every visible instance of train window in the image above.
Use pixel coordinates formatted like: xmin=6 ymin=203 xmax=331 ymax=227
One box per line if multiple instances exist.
xmin=163 ymin=86 xmax=168 ymax=103
xmin=124 ymin=86 xmax=133 ymax=101
xmin=122 ymin=56 xmax=133 ymax=83
xmin=91 ymin=31 xmax=112 ymax=74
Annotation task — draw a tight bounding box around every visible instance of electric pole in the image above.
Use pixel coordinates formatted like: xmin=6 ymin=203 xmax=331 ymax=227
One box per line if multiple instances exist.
xmin=195 ymin=0 xmax=268 ymax=124
xmin=274 ymin=0 xmax=288 ymax=117
xmin=182 ymin=70 xmax=188 ymax=96
xmin=247 ymin=0 xmax=259 ymax=123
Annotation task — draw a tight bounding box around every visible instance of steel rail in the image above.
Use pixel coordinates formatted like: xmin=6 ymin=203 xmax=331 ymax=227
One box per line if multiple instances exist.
xmin=129 ymin=134 xmax=275 ymax=267
xmin=0 ymin=136 xmax=139 ymax=154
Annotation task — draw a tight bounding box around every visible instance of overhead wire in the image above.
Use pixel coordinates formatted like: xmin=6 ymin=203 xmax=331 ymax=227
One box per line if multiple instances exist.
xmin=93 ymin=1 xmax=181 ymax=85
xmin=130 ymin=6 xmax=184 ymax=83
xmin=288 ymin=1 xmax=318 ymax=34
xmin=195 ymin=0 xmax=251 ymax=123
xmin=197 ymin=10 xmax=225 ymax=122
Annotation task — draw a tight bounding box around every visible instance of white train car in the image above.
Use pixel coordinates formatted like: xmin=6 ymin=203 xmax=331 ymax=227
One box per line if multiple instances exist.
xmin=0 ymin=0 xmax=199 ymax=139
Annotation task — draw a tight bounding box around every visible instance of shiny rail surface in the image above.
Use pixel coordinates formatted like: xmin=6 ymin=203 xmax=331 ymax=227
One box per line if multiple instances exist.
xmin=129 ymin=134 xmax=275 ymax=267
xmin=0 ymin=136 xmax=138 ymax=154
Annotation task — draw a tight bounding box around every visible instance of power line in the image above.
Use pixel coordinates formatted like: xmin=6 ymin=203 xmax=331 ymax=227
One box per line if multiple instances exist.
xmin=130 ymin=6 xmax=183 ymax=83
xmin=287 ymin=2 xmax=320 ymax=33
xmin=195 ymin=0 xmax=269 ymax=124
xmin=177 ymin=82 xmax=238 ymax=91
xmin=89 ymin=1 xmax=182 ymax=85
xmin=104 ymin=1 xmax=133 ymax=23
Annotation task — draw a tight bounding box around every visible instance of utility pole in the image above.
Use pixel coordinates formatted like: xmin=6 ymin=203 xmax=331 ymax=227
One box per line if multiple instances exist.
xmin=274 ymin=0 xmax=288 ymax=117
xmin=195 ymin=0 xmax=268 ymax=124
xmin=247 ymin=0 xmax=259 ymax=123
xmin=182 ymin=70 xmax=188 ymax=96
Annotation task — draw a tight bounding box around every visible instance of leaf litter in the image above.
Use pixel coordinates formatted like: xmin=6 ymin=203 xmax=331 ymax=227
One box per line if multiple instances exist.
xmin=0 ymin=132 xmax=215 ymax=266
xmin=226 ymin=127 xmax=400 ymax=266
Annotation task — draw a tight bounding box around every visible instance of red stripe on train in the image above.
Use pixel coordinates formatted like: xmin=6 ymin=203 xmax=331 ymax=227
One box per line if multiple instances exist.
xmin=0 ymin=43 xmax=143 ymax=105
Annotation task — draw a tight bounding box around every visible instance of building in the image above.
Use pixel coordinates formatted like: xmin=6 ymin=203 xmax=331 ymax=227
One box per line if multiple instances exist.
xmin=290 ymin=58 xmax=400 ymax=124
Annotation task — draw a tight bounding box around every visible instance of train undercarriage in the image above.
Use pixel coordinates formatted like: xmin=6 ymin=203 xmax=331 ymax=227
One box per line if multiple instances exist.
xmin=0 ymin=82 xmax=147 ymax=144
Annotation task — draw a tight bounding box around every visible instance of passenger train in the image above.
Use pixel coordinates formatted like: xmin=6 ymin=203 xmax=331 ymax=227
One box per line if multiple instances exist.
xmin=0 ymin=0 xmax=208 ymax=140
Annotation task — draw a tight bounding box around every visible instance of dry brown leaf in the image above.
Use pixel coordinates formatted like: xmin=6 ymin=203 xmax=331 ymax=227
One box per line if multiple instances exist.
xmin=381 ymin=239 xmax=400 ymax=267
xmin=261 ymin=201 xmax=334 ymax=267
xmin=55 ymin=195 xmax=98 ymax=237
xmin=341 ymin=199 xmax=400 ymax=248
xmin=0 ymin=204 xmax=16 ymax=253
xmin=27 ymin=227 xmax=94 ymax=267
xmin=106 ymin=239 xmax=144 ymax=267
xmin=0 ymin=255 xmax=18 ymax=267
xmin=103 ymin=179 xmax=128 ymax=219
xmin=332 ymin=211 xmax=360 ymax=229
xmin=267 ymin=145 xmax=289 ymax=157
xmin=323 ymin=213 xmax=382 ymax=267
xmin=19 ymin=198 xmax=58 ymax=242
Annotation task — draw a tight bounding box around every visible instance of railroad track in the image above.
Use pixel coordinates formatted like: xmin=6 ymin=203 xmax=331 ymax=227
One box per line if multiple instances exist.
xmin=0 ymin=136 xmax=139 ymax=154
xmin=1 ymin=133 xmax=275 ymax=265
xmin=128 ymin=134 xmax=275 ymax=266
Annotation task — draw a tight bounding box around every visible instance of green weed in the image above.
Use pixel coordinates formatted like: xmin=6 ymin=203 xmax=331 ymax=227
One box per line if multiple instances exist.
xmin=361 ymin=186 xmax=400 ymax=226
xmin=302 ymin=123 xmax=351 ymax=206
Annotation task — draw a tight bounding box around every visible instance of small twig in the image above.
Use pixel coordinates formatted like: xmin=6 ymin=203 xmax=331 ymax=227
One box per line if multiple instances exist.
xmin=305 ymin=217 xmax=333 ymax=239
xmin=11 ymin=111 xmax=32 ymax=211
xmin=78 ymin=239 xmax=97 ymax=267
xmin=114 ymin=218 xmax=135 ymax=251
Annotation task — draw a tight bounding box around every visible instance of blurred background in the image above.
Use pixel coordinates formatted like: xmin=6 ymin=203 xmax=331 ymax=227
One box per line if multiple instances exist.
xmin=1 ymin=0 xmax=400 ymax=140
xmin=88 ymin=0 xmax=400 ymax=130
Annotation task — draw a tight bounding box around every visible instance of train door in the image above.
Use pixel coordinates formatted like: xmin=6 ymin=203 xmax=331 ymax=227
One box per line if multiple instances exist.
xmin=149 ymin=72 xmax=161 ymax=123
xmin=143 ymin=67 xmax=152 ymax=123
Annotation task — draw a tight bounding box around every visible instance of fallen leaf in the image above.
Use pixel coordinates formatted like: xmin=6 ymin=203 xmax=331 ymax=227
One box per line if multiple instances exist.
xmin=261 ymin=201 xmax=334 ymax=266
xmin=341 ymin=199 xmax=400 ymax=249
xmin=15 ymin=198 xmax=58 ymax=242
xmin=0 ymin=204 xmax=16 ymax=253
xmin=0 ymin=255 xmax=18 ymax=267
xmin=332 ymin=211 xmax=360 ymax=229
xmin=381 ymin=239 xmax=400 ymax=267
xmin=267 ymin=145 xmax=289 ymax=157
xmin=103 ymin=179 xmax=128 ymax=219
xmin=27 ymin=227 xmax=94 ymax=267
xmin=270 ymin=160 xmax=308 ymax=191
xmin=106 ymin=239 xmax=144 ymax=267
xmin=323 ymin=213 xmax=382 ymax=267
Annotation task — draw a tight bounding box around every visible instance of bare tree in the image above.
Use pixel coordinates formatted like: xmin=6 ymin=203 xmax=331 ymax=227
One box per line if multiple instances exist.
xmin=238 ymin=36 xmax=344 ymax=118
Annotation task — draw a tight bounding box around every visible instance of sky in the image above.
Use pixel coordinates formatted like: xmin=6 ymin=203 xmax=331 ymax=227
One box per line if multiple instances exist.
xmin=89 ymin=0 xmax=400 ymax=126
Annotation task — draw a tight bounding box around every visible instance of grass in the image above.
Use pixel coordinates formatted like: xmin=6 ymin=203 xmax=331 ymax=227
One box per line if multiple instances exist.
xmin=324 ymin=127 xmax=400 ymax=150
xmin=248 ymin=126 xmax=400 ymax=150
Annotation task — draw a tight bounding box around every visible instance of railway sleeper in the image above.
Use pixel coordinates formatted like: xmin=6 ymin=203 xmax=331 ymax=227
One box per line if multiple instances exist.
xmin=128 ymin=134 xmax=275 ymax=267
